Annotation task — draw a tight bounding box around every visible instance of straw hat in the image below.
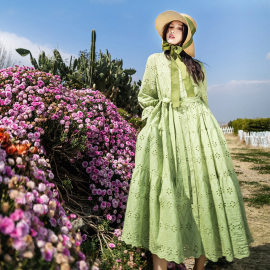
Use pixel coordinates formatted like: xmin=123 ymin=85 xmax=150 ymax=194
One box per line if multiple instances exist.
xmin=155 ymin=10 xmax=197 ymax=57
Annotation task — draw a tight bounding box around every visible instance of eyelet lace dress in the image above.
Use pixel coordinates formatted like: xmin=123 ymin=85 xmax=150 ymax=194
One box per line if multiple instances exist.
xmin=121 ymin=53 xmax=253 ymax=264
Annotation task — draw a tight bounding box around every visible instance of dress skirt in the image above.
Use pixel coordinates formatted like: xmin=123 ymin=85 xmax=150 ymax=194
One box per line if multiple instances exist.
xmin=121 ymin=97 xmax=253 ymax=264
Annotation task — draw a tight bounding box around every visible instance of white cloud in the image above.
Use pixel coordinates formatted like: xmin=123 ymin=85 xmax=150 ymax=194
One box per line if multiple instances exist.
xmin=0 ymin=31 xmax=75 ymax=68
xmin=208 ymin=80 xmax=270 ymax=92
xmin=266 ymin=52 xmax=270 ymax=60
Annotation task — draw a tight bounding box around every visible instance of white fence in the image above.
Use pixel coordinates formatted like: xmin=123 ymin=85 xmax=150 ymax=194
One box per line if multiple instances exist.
xmin=221 ymin=127 xmax=234 ymax=134
xmin=238 ymin=130 xmax=270 ymax=148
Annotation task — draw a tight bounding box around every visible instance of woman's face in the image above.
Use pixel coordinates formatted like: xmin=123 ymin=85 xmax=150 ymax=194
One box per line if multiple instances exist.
xmin=166 ymin=20 xmax=184 ymax=45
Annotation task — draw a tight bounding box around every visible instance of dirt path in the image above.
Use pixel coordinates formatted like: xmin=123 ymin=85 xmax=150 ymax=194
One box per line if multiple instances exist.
xmin=184 ymin=134 xmax=270 ymax=270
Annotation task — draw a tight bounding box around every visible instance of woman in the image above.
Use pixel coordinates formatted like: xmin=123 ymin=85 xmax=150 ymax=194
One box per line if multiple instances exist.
xmin=121 ymin=10 xmax=253 ymax=270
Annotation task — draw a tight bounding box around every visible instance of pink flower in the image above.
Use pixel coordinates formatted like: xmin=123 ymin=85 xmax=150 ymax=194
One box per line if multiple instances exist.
xmin=108 ymin=243 xmax=115 ymax=248
xmin=106 ymin=214 xmax=112 ymax=220
xmin=77 ymin=260 xmax=88 ymax=270
xmin=14 ymin=79 xmax=20 ymax=85
xmin=33 ymin=204 xmax=46 ymax=215
xmin=113 ymin=229 xmax=121 ymax=237
xmin=13 ymin=238 xmax=27 ymax=251
xmin=0 ymin=217 xmax=15 ymax=235
xmin=10 ymin=209 xmax=24 ymax=221
xmin=38 ymin=183 xmax=46 ymax=192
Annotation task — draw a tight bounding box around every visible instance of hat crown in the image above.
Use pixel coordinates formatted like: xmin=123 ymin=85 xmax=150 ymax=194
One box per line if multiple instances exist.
xmin=155 ymin=10 xmax=196 ymax=57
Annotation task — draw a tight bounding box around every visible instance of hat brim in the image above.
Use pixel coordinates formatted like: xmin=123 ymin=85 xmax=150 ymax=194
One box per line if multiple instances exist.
xmin=155 ymin=10 xmax=195 ymax=57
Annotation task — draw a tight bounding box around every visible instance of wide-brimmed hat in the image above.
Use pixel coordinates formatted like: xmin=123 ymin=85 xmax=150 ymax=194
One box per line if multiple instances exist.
xmin=155 ymin=10 xmax=197 ymax=57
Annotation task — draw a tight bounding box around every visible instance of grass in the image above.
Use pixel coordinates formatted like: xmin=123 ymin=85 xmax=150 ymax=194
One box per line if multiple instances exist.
xmin=233 ymin=150 xmax=270 ymax=158
xmin=239 ymin=180 xmax=261 ymax=187
xmin=244 ymin=194 xmax=270 ymax=207
xmin=251 ymin=165 xmax=270 ymax=174
xmin=231 ymin=154 xmax=267 ymax=164
xmin=242 ymin=184 xmax=270 ymax=207
xmin=231 ymin=147 xmax=270 ymax=175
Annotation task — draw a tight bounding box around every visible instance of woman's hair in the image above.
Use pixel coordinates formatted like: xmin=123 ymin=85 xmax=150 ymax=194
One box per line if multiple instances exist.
xmin=162 ymin=21 xmax=205 ymax=85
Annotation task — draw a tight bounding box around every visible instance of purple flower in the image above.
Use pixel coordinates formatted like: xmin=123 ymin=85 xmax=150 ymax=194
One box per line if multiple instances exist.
xmin=16 ymin=220 xmax=29 ymax=237
xmin=106 ymin=202 xmax=111 ymax=208
xmin=100 ymin=201 xmax=106 ymax=208
xmin=82 ymin=161 xmax=88 ymax=168
xmin=82 ymin=234 xmax=87 ymax=242
xmin=49 ymin=218 xmax=57 ymax=227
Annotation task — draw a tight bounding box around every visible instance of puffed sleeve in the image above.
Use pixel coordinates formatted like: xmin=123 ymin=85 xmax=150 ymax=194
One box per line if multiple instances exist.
xmin=138 ymin=54 xmax=159 ymax=120
xmin=199 ymin=63 xmax=209 ymax=107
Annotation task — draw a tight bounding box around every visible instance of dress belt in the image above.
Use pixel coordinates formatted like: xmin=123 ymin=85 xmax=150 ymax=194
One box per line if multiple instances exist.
xmin=157 ymin=97 xmax=202 ymax=175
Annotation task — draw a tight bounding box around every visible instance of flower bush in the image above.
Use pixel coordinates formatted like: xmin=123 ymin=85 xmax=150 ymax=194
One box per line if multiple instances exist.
xmin=0 ymin=128 xmax=88 ymax=269
xmin=0 ymin=65 xmax=138 ymax=228
xmin=0 ymin=65 xmax=141 ymax=268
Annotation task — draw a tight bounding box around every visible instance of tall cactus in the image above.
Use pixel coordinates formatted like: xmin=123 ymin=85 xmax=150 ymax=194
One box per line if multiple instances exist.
xmin=89 ymin=29 xmax=96 ymax=88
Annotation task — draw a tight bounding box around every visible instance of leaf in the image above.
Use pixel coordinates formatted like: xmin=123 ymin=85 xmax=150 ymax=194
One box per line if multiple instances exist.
xmin=123 ymin=68 xmax=136 ymax=75
xmin=15 ymin=48 xmax=31 ymax=57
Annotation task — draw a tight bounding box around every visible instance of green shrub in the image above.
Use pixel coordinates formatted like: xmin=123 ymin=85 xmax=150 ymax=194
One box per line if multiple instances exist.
xmin=231 ymin=118 xmax=270 ymax=134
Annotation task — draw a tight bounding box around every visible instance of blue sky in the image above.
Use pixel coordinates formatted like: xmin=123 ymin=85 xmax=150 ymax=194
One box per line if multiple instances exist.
xmin=0 ymin=0 xmax=269 ymax=123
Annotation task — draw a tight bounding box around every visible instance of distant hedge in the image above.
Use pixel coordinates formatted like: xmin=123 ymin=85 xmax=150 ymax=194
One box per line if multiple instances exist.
xmin=228 ymin=118 xmax=270 ymax=134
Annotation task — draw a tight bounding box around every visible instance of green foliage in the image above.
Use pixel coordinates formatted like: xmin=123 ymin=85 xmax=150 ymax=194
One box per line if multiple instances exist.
xmin=89 ymin=49 xmax=141 ymax=116
xmin=231 ymin=118 xmax=270 ymax=134
xmin=99 ymin=227 xmax=151 ymax=269
xmin=117 ymin=108 xmax=145 ymax=131
xmin=80 ymin=218 xmax=152 ymax=269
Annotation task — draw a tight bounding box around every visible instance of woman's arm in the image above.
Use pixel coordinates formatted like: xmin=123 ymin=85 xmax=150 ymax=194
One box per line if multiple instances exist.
xmin=138 ymin=54 xmax=159 ymax=120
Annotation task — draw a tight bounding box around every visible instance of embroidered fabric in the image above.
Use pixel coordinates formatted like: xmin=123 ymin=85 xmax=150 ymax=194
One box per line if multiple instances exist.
xmin=121 ymin=53 xmax=253 ymax=264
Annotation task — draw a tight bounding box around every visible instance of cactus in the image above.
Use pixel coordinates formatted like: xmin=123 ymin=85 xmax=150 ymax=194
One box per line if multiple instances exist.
xmin=89 ymin=29 xmax=96 ymax=88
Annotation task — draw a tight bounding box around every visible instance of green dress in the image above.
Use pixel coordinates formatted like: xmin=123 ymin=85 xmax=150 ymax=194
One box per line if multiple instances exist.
xmin=121 ymin=53 xmax=253 ymax=264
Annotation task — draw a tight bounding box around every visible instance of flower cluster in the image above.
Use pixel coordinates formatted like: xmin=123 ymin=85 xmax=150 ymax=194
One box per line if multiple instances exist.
xmin=96 ymin=228 xmax=149 ymax=269
xmin=0 ymin=128 xmax=88 ymax=269
xmin=0 ymin=66 xmax=138 ymax=226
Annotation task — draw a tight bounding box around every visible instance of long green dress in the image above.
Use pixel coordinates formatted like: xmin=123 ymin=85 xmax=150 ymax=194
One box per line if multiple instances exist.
xmin=121 ymin=52 xmax=253 ymax=264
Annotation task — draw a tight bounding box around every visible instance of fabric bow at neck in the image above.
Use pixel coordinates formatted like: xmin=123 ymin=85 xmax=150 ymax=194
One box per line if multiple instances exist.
xmin=162 ymin=41 xmax=194 ymax=107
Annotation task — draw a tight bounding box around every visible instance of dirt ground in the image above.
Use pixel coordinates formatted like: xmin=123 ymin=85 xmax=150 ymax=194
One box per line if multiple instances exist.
xmin=184 ymin=134 xmax=270 ymax=270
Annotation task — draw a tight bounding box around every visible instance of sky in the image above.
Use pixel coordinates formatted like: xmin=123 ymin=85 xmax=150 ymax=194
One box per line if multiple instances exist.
xmin=0 ymin=0 xmax=269 ymax=123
